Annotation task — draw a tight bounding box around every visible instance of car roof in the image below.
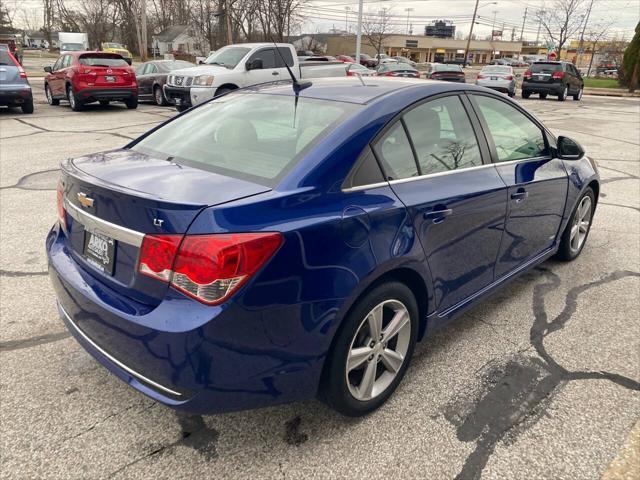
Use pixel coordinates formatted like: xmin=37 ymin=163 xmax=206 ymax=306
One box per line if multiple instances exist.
xmin=243 ymin=77 xmax=482 ymax=105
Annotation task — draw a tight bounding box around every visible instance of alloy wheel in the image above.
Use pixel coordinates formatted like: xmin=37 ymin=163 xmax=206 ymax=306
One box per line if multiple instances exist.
xmin=68 ymin=87 xmax=75 ymax=109
xmin=346 ymin=299 xmax=411 ymax=401
xmin=570 ymin=195 xmax=592 ymax=253
xmin=155 ymin=88 xmax=163 ymax=105
xmin=46 ymin=86 xmax=53 ymax=105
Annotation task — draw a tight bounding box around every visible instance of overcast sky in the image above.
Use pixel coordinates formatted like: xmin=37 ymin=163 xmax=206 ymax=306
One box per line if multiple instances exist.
xmin=302 ymin=0 xmax=640 ymax=41
xmin=8 ymin=0 xmax=640 ymax=42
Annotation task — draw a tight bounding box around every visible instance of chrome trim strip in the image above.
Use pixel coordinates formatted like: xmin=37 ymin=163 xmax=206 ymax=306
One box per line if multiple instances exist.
xmin=387 ymin=162 xmax=495 ymax=186
xmin=59 ymin=303 xmax=183 ymax=397
xmin=64 ymin=199 xmax=145 ymax=247
xmin=342 ymin=181 xmax=390 ymax=193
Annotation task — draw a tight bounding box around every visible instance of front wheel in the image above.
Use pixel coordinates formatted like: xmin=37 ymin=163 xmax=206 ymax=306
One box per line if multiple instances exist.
xmin=320 ymin=281 xmax=418 ymax=417
xmin=522 ymin=90 xmax=531 ymax=99
xmin=555 ymin=188 xmax=595 ymax=261
xmin=45 ymin=84 xmax=59 ymax=105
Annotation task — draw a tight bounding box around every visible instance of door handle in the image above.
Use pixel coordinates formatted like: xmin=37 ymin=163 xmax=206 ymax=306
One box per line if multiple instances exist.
xmin=424 ymin=208 xmax=453 ymax=224
xmin=272 ymin=71 xmax=279 ymax=76
xmin=511 ymin=190 xmax=528 ymax=203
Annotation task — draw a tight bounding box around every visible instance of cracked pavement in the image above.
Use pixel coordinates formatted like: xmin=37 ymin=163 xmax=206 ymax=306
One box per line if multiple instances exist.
xmin=0 ymin=87 xmax=638 ymax=479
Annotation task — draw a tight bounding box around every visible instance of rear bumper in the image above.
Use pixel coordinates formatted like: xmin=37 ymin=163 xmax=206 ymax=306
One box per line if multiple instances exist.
xmin=522 ymin=81 xmax=563 ymax=94
xmin=0 ymin=87 xmax=32 ymax=105
xmin=77 ymin=87 xmax=137 ymax=101
xmin=46 ymin=224 xmax=325 ymax=414
xmin=164 ymin=85 xmax=192 ymax=107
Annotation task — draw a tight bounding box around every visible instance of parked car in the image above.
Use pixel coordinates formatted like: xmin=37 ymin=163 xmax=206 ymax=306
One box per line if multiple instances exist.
xmin=164 ymin=42 xmax=346 ymax=111
xmin=596 ymin=60 xmax=617 ymax=74
xmin=335 ymin=55 xmax=356 ymax=63
xmin=345 ymin=62 xmax=376 ymax=77
xmin=0 ymin=38 xmax=23 ymax=64
xmin=44 ymin=51 xmax=138 ymax=111
xmin=424 ymin=63 xmax=466 ymax=82
xmin=522 ymin=61 xmax=583 ymax=101
xmin=375 ymin=54 xmax=398 ymax=65
xmin=351 ymin=53 xmax=377 ymax=68
xmin=376 ymin=62 xmax=420 ymax=78
xmin=135 ymin=59 xmax=195 ymax=105
xmin=476 ymin=65 xmax=517 ymax=97
xmin=0 ymin=50 xmax=33 ymax=113
xmin=100 ymin=42 xmax=133 ymax=65
xmin=492 ymin=57 xmax=514 ymax=66
xmin=303 ymin=55 xmax=337 ymax=62
xmin=443 ymin=58 xmax=469 ymax=67
xmin=391 ymin=56 xmax=416 ymax=67
xmin=47 ymin=78 xmax=599 ymax=417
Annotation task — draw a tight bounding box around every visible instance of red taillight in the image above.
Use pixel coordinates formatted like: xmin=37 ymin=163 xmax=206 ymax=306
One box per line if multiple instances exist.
xmin=347 ymin=70 xmax=354 ymax=76
xmin=505 ymin=75 xmax=513 ymax=80
xmin=523 ymin=70 xmax=532 ymax=79
xmin=477 ymin=74 xmax=485 ymax=79
xmin=138 ymin=232 xmax=283 ymax=305
xmin=18 ymin=66 xmax=26 ymax=79
xmin=384 ymin=72 xmax=395 ymax=76
xmin=552 ymin=71 xmax=564 ymax=80
xmin=56 ymin=181 xmax=67 ymax=231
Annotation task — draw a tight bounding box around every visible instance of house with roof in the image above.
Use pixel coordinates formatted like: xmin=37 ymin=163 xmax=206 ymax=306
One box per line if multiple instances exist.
xmin=152 ymin=25 xmax=203 ymax=56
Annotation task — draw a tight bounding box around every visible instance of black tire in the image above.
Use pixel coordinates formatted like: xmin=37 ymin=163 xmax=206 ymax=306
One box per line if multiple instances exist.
xmin=573 ymin=87 xmax=583 ymax=101
xmin=21 ymin=100 xmax=34 ymax=114
xmin=214 ymin=87 xmax=233 ymax=97
xmin=154 ymin=85 xmax=168 ymax=106
xmin=522 ymin=90 xmax=531 ymax=99
xmin=508 ymin=90 xmax=515 ymax=98
xmin=557 ymin=84 xmax=568 ymax=101
xmin=125 ymin=97 xmax=138 ymax=109
xmin=45 ymin=84 xmax=59 ymax=105
xmin=539 ymin=93 xmax=548 ymax=99
xmin=175 ymin=104 xmax=189 ymax=112
xmin=555 ymin=187 xmax=595 ymax=261
xmin=99 ymin=100 xmax=110 ymax=106
xmin=320 ymin=281 xmax=419 ymax=417
xmin=67 ymin=85 xmax=83 ymax=111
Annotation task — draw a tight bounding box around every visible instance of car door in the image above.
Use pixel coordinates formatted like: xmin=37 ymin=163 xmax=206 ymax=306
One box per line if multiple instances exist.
xmin=468 ymin=93 xmax=568 ymax=277
xmin=569 ymin=63 xmax=583 ymax=92
xmin=58 ymin=54 xmax=73 ymax=96
xmin=374 ymin=94 xmax=508 ymax=314
xmin=135 ymin=63 xmax=150 ymax=96
xmin=49 ymin=55 xmax=65 ymax=96
xmin=245 ymin=48 xmax=280 ymax=85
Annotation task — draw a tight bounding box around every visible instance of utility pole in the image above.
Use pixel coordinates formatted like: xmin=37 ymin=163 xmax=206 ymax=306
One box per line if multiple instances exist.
xmin=355 ymin=0 xmax=363 ymax=63
xmin=520 ymin=7 xmax=528 ymax=41
xmin=536 ymin=8 xmax=544 ymax=45
xmin=225 ymin=0 xmax=232 ymax=45
xmin=405 ymin=8 xmax=414 ymax=35
xmin=345 ymin=7 xmax=350 ymax=34
xmin=463 ymin=0 xmax=480 ymax=67
xmin=141 ymin=0 xmax=147 ymax=61
xmin=578 ymin=0 xmax=594 ymax=67
xmin=511 ymin=27 xmax=515 ymax=41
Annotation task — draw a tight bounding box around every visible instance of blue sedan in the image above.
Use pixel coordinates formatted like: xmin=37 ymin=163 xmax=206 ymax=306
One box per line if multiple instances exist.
xmin=46 ymin=78 xmax=599 ymax=416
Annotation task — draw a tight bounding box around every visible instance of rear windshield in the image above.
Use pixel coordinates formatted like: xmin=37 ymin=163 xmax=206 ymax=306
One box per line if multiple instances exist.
xmin=531 ymin=62 xmax=562 ymax=73
xmin=79 ymin=54 xmax=129 ymax=66
xmin=482 ymin=66 xmax=511 ymax=74
xmin=386 ymin=63 xmax=416 ymax=71
xmin=0 ymin=50 xmax=16 ymax=66
xmin=132 ymin=93 xmax=359 ymax=186
xmin=434 ymin=64 xmax=462 ymax=72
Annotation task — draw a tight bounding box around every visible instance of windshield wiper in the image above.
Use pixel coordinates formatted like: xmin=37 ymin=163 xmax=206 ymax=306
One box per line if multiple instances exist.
xmin=207 ymin=61 xmax=226 ymax=67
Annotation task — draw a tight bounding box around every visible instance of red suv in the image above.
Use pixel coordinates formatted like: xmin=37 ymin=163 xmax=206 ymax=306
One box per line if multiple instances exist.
xmin=44 ymin=52 xmax=138 ymax=111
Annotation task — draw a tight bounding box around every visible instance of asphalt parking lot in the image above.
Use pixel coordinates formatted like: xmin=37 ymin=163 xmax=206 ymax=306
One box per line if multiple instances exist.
xmin=1 ymin=81 xmax=639 ymax=479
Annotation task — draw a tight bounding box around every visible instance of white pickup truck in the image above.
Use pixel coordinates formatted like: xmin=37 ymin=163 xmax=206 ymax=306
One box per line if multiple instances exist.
xmin=164 ymin=43 xmax=347 ymax=111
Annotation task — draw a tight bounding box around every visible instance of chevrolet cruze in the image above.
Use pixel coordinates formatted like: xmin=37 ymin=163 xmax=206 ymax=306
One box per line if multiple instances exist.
xmin=47 ymin=78 xmax=599 ymax=416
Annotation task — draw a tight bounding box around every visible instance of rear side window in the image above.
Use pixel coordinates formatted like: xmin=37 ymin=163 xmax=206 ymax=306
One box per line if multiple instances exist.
xmin=132 ymin=93 xmax=358 ymax=186
xmin=531 ymin=63 xmax=561 ymax=73
xmin=79 ymin=54 xmax=128 ymax=67
xmin=373 ymin=122 xmax=418 ymax=180
xmin=345 ymin=147 xmax=385 ymax=188
xmin=403 ymin=96 xmax=482 ymax=174
xmin=472 ymin=95 xmax=548 ymax=162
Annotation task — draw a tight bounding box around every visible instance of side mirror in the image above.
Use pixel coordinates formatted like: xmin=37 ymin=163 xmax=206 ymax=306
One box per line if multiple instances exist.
xmin=44 ymin=66 xmax=52 ymax=73
xmin=246 ymin=58 xmax=263 ymax=71
xmin=557 ymin=136 xmax=584 ymax=160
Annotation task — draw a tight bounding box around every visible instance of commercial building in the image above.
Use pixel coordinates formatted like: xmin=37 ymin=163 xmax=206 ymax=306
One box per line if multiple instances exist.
xmin=326 ymin=34 xmax=523 ymax=64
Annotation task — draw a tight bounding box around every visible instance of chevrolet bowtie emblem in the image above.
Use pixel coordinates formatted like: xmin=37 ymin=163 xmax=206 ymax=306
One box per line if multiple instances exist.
xmin=77 ymin=192 xmax=95 ymax=208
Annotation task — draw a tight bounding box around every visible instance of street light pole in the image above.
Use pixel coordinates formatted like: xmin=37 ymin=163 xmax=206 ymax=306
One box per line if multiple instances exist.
xmin=405 ymin=8 xmax=413 ymax=35
xmin=355 ymin=0 xmax=363 ymax=62
xmin=345 ymin=7 xmax=350 ymax=34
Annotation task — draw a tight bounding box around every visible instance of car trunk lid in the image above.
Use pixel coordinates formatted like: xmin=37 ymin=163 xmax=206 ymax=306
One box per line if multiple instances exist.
xmin=60 ymin=148 xmax=271 ymax=305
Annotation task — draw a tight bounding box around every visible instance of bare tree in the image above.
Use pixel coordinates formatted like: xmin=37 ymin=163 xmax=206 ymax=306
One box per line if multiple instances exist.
xmin=536 ymin=0 xmax=587 ymax=56
xmin=362 ymin=8 xmax=395 ymax=58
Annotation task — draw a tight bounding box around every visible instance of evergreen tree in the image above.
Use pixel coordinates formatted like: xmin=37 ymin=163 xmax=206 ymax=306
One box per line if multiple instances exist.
xmin=621 ymin=22 xmax=640 ymax=92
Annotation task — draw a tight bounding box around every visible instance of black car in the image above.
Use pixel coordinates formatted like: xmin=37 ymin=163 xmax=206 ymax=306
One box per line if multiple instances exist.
xmin=135 ymin=59 xmax=195 ymax=106
xmin=351 ymin=53 xmax=377 ymax=68
xmin=424 ymin=63 xmax=466 ymax=83
xmin=522 ymin=61 xmax=584 ymax=101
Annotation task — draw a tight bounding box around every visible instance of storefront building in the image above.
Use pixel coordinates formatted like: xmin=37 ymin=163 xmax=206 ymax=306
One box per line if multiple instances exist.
xmin=326 ymin=34 xmax=523 ymax=64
